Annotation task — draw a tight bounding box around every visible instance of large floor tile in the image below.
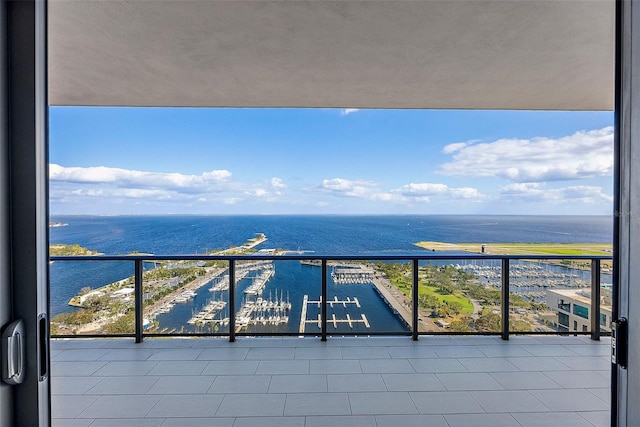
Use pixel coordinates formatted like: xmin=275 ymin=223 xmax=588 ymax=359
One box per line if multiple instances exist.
xmin=147 ymin=375 xmax=216 ymax=394
xmin=306 ymin=415 xmax=377 ymax=427
xmin=409 ymin=358 xmax=466 ymax=373
xmin=210 ymin=375 xmax=271 ymax=394
xmin=233 ymin=416 xmax=305 ymax=427
xmin=284 ymin=393 xmax=351 ymax=416
xmin=216 ymin=394 xmax=286 ymax=417
xmin=268 ymin=374 xmax=327 ymax=393
xmin=246 ymin=347 xmax=296 ymax=360
xmin=529 ymin=389 xmax=610 ymax=411
xmin=489 ymin=371 xmax=562 ymax=390
xmin=512 ymin=412 xmax=597 ymax=427
xmin=87 ymin=376 xmax=159 ymax=395
xmin=327 ymin=373 xmax=386 ymax=392
xmin=256 ymin=360 xmax=309 ymax=374
xmin=51 ymin=376 xmax=104 ymax=395
xmin=375 ymin=414 xmax=449 ymax=427
xmin=381 ymin=373 xmax=445 ymax=392
xmin=51 ymin=361 xmax=107 ymax=376
xmin=201 ymin=360 xmax=259 ymax=375
xmin=160 ymin=418 xmax=234 ymax=426
xmin=436 ymin=372 xmax=504 ymax=391
xmin=92 ymin=361 xmax=159 ymax=376
xmin=359 ymin=359 xmax=415 ymax=373
xmin=149 ymin=394 xmax=223 ymax=417
xmin=78 ymin=395 xmax=162 ymax=418
xmin=349 ymin=391 xmax=418 ymax=415
xmin=310 ymin=359 xmax=361 ymax=374
xmin=444 ymin=413 xmax=521 ymax=427
xmin=410 ymin=391 xmax=484 ymax=414
xmin=470 ymin=390 xmax=550 ymax=412
xmin=51 ymin=395 xmax=99 ymax=418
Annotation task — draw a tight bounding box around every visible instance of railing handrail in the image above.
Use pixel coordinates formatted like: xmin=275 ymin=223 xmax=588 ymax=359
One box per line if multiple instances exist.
xmin=50 ymin=253 xmax=613 ymax=262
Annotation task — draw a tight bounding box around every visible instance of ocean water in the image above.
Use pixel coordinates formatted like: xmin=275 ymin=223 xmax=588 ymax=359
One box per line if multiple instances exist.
xmin=49 ymin=215 xmax=612 ymax=331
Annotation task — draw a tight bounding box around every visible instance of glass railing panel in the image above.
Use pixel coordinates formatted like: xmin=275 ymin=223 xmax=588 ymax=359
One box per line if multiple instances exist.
xmin=321 ymin=260 xmax=410 ymax=335
xmin=510 ymin=258 xmax=593 ymax=334
xmin=50 ymin=260 xmax=134 ymax=336
xmin=234 ymin=259 xmax=297 ymax=335
xmin=600 ymin=259 xmax=613 ymax=335
xmin=50 ymin=254 xmax=613 ymax=339
xmin=445 ymin=259 xmax=502 ymax=333
xmin=143 ymin=259 xmax=230 ymax=335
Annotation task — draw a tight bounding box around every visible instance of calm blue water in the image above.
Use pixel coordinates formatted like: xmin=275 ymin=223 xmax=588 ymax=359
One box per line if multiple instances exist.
xmin=49 ymin=215 xmax=612 ymax=331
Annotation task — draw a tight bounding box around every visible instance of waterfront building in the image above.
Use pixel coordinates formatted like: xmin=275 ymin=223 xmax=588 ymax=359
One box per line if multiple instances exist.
xmin=547 ymin=288 xmax=612 ymax=334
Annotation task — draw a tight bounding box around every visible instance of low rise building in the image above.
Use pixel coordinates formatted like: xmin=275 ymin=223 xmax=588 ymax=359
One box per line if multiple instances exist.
xmin=546 ymin=287 xmax=612 ymax=333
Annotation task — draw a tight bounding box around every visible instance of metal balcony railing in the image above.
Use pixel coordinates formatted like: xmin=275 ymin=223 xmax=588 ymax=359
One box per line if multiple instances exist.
xmin=49 ymin=254 xmax=612 ymax=343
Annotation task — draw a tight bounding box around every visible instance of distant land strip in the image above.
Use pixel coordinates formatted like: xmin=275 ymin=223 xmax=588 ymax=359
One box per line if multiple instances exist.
xmin=415 ymin=241 xmax=613 ymax=256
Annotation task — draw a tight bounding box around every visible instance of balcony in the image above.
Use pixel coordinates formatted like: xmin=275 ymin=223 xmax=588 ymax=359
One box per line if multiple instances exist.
xmin=49 ymin=253 xmax=611 ymax=424
xmin=51 ymin=335 xmax=611 ymax=426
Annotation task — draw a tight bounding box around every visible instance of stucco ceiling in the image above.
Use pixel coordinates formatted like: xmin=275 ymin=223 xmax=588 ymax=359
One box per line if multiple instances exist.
xmin=48 ymin=0 xmax=614 ymax=110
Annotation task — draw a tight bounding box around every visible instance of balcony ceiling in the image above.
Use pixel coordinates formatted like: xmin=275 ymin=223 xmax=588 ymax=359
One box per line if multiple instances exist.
xmin=48 ymin=0 xmax=614 ymax=110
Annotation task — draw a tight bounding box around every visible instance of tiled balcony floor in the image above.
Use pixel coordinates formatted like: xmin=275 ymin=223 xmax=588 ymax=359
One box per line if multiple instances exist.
xmin=51 ymin=335 xmax=611 ymax=427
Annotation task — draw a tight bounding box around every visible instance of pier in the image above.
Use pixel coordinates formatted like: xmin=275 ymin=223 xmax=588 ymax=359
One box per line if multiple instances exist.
xmin=370 ymin=276 xmax=413 ymax=329
xmin=299 ymin=294 xmax=370 ymax=333
xmin=331 ymin=266 xmax=375 ymax=284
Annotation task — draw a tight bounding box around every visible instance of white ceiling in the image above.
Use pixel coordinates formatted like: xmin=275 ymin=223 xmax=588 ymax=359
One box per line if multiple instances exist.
xmin=48 ymin=0 xmax=614 ymax=110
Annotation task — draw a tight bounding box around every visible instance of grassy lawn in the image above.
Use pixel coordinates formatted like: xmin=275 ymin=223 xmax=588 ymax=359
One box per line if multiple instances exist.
xmin=419 ymin=284 xmax=474 ymax=314
xmin=415 ymin=241 xmax=612 ymax=256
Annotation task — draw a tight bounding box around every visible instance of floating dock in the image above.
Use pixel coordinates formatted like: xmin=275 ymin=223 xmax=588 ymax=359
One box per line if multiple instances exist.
xmin=299 ymin=294 xmax=370 ymax=333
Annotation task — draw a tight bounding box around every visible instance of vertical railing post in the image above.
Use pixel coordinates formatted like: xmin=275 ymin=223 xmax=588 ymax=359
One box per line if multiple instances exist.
xmin=412 ymin=259 xmax=419 ymax=341
xmin=591 ymin=258 xmax=601 ymax=341
xmin=321 ymin=259 xmax=327 ymax=341
xmin=501 ymin=258 xmax=510 ymax=340
xmin=229 ymin=260 xmax=236 ymax=343
xmin=134 ymin=259 xmax=143 ymax=343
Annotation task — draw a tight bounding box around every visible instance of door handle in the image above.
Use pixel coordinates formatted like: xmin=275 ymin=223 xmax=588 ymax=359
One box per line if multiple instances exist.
xmin=2 ymin=319 xmax=25 ymax=385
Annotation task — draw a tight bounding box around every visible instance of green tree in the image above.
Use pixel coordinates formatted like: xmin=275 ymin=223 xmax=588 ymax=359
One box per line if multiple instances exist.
xmin=476 ymin=310 xmax=501 ymax=332
xmin=103 ymin=313 xmax=135 ymax=334
xmin=450 ymin=316 xmax=473 ymax=332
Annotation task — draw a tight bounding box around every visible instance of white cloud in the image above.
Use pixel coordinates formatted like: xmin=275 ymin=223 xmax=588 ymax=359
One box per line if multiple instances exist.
xmin=441 ymin=142 xmax=468 ymax=154
xmin=270 ymin=177 xmax=287 ymax=189
xmin=398 ymin=183 xmax=448 ymax=196
xmin=50 ymin=164 xmax=232 ymax=193
xmin=500 ymin=183 xmax=613 ymax=204
xmin=320 ymin=178 xmax=379 ymax=198
xmin=246 ymin=189 xmax=268 ymax=197
xmin=341 ymin=108 xmax=360 ymax=116
xmin=396 ymin=182 xmax=485 ymax=201
xmin=439 ymin=127 xmax=613 ymax=182
xmin=319 ymin=178 xmax=485 ymax=205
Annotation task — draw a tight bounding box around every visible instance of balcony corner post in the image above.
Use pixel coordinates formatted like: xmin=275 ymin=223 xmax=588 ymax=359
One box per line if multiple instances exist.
xmin=134 ymin=259 xmax=144 ymax=343
xmin=501 ymin=258 xmax=510 ymax=340
xmin=321 ymin=259 xmax=327 ymax=342
xmin=229 ymin=260 xmax=236 ymax=343
xmin=412 ymin=259 xmax=419 ymax=341
xmin=591 ymin=258 xmax=601 ymax=341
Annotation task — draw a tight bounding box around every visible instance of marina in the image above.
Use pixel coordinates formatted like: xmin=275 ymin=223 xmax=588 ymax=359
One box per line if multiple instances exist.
xmin=453 ymin=262 xmax=602 ymax=302
xmin=234 ymin=290 xmax=292 ymax=332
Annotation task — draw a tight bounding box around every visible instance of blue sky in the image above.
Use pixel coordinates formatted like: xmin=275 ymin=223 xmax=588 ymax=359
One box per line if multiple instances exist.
xmin=49 ymin=107 xmax=614 ymax=215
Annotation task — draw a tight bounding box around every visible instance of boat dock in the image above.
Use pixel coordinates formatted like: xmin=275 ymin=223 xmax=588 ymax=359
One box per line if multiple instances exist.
xmin=299 ymin=294 xmax=370 ymax=333
xmin=331 ymin=267 xmax=375 ymax=284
